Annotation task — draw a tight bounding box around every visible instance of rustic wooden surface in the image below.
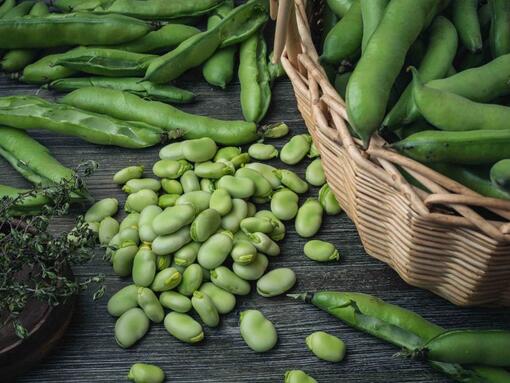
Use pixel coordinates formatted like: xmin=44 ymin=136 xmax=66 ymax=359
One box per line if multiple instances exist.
xmin=1 ymin=71 xmax=509 ymax=383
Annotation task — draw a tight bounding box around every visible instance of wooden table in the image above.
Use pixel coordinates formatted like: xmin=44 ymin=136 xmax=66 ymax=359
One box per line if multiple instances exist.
xmin=2 ymin=72 xmax=508 ymax=383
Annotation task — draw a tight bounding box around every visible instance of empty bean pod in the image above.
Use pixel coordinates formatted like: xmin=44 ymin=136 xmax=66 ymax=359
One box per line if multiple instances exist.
xmin=159 ymin=291 xmax=192 ymax=313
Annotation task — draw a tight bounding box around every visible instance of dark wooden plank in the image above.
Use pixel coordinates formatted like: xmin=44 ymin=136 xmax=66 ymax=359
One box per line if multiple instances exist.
xmin=1 ymin=69 xmax=509 ymax=383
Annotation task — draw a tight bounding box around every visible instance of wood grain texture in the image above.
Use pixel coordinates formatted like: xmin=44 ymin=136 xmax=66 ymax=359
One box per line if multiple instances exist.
xmin=1 ymin=71 xmax=509 ymax=383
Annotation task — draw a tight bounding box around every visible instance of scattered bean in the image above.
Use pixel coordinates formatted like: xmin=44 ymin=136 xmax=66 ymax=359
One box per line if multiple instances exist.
xmin=305 ymin=159 xmax=326 ymax=186
xmin=306 ymin=331 xmax=346 ymax=362
xmin=178 ymin=264 xmax=203 ymax=296
xmin=270 ymin=188 xmax=299 ymax=221
xmin=151 ymin=267 xmax=182 ymax=292
xmin=197 ymin=231 xmax=233 ymax=269
xmin=107 ymin=284 xmax=138 ymax=317
xmin=115 ymin=308 xmax=149 ymax=348
xmin=99 ymin=216 xmax=120 ymax=246
xmin=125 ymin=189 xmax=158 ymax=213
xmin=257 ymin=268 xmax=296 ymax=297
xmin=239 ymin=310 xmax=277 ymax=352
xmin=199 ymin=282 xmax=237 ymax=314
xmin=128 ymin=363 xmax=165 ymax=383
xmin=164 ymin=312 xmax=204 ymax=344
xmin=304 ymin=240 xmax=340 ymax=262
xmin=233 ymin=253 xmax=268 ymax=280
xmin=113 ymin=165 xmax=144 ymax=184
xmin=280 ymin=134 xmax=312 ymax=165
xmin=132 ymin=244 xmax=157 ymax=287
xmin=192 ymin=290 xmax=220 ymax=327
xmin=211 ymin=266 xmax=251 ymax=295
xmin=295 ymin=198 xmax=323 ymax=238
xmin=85 ymin=198 xmax=118 ymax=223
xmin=248 ymin=143 xmax=278 ymax=160
xmin=191 ymin=208 xmax=222 ymax=242
xmin=137 ymin=287 xmax=164 ymax=323
xmin=159 ymin=291 xmax=192 ymax=313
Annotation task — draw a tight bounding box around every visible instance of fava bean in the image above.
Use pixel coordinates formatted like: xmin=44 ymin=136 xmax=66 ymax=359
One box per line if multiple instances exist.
xmin=230 ymin=239 xmax=258 ymax=265
xmin=274 ymin=169 xmax=308 ymax=194
xmin=113 ymin=165 xmax=144 ymax=185
xmin=164 ymin=312 xmax=204 ymax=344
xmin=151 ymin=267 xmax=182 ymax=292
xmin=319 ymin=184 xmax=342 ymax=215
xmin=153 ymin=159 xmax=192 ymax=179
xmin=209 ymin=188 xmax=233 ymax=216
xmin=153 ymin=204 xmax=195 ymax=236
xmin=159 ymin=142 xmax=184 ymax=160
xmin=270 ymin=188 xmax=299 ymax=221
xmin=305 ymin=159 xmax=326 ymax=187
xmin=197 ymin=231 xmax=233 ymax=269
xmin=211 ymin=266 xmax=251 ymax=295
xmin=161 ymin=179 xmax=183 ymax=194
xmin=119 ymin=212 xmax=140 ymax=231
xmin=240 ymin=217 xmax=274 ymax=235
xmin=123 ymin=178 xmax=161 ymax=194
xmin=125 ymin=189 xmax=158 ymax=213
xmin=178 ymin=264 xmax=203 ymax=296
xmin=221 ymin=198 xmax=248 ymax=232
xmin=158 ymin=194 xmax=179 ymax=208
xmin=280 ymin=134 xmax=312 ymax=165
xmin=304 ymin=240 xmax=340 ymax=262
xmin=182 ymin=137 xmax=217 ymax=162
xmin=156 ymin=254 xmax=172 ymax=271
xmin=249 ymin=232 xmax=280 ymax=256
xmin=263 ymin=122 xmax=289 ymax=139
xmin=115 ymin=308 xmax=149 ymax=348
xmin=245 ymin=162 xmax=281 ymax=189
xmin=128 ymin=363 xmax=165 ymax=383
xmin=229 ymin=152 xmax=251 ymax=168
xmin=159 ymin=291 xmax=192 ymax=313
xmin=216 ymin=175 xmax=255 ymax=199
xmin=195 ymin=161 xmax=235 ymax=179
xmin=85 ymin=198 xmax=118 ymax=223
xmin=192 ymin=291 xmax=220 ymax=327
xmin=199 ymin=282 xmax=236 ymax=314
xmin=176 ymin=191 xmax=211 ymax=213
xmin=254 ymin=210 xmax=286 ymax=241
xmin=284 ymin=370 xmax=318 ymax=383
xmin=107 ymin=284 xmax=139 ymax=317
xmin=214 ymin=146 xmax=242 ymax=162
xmin=257 ymin=268 xmax=296 ymax=297
xmin=132 ymin=244 xmax=157 ymax=287
xmin=137 ymin=287 xmax=164 ymax=323
xmin=139 ymin=205 xmax=162 ymax=242
xmin=233 ymin=252 xmax=268 ymax=280
xmin=308 ymin=142 xmax=320 ymax=158
xmin=180 ymin=170 xmax=200 ymax=193
xmin=306 ymin=331 xmax=346 ymax=362
xmin=191 ymin=208 xmax=222 ymax=242
xmin=174 ymin=242 xmax=201 ymax=267
xmin=235 ymin=167 xmax=272 ymax=198
xmin=0 ymin=0 xmax=15 ymax=18
xmin=248 ymin=143 xmax=278 ymax=160
xmin=152 ymin=226 xmax=191 ymax=255
xmin=239 ymin=310 xmax=277 ymax=352
xmin=112 ymin=243 xmax=138 ymax=277
xmin=200 ymin=178 xmax=216 ymax=193
xmin=295 ymin=198 xmax=323 ymax=238
xmin=99 ymin=216 xmax=120 ymax=246
xmin=118 ymin=227 xmax=141 ymax=245
xmin=246 ymin=202 xmax=257 ymax=217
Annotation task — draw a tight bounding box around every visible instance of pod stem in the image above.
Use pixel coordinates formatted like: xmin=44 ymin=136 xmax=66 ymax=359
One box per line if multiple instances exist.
xmin=287 ymin=292 xmax=312 ymax=303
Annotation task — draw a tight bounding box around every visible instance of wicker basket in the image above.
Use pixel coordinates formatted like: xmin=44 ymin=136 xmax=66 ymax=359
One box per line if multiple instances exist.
xmin=271 ymin=0 xmax=510 ymax=307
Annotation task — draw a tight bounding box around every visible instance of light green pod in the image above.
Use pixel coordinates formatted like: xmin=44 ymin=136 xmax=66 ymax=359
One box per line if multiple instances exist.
xmin=99 ymin=216 xmax=120 ymax=246
xmin=285 ymin=370 xmax=318 ymax=383
xmin=128 ymin=363 xmax=165 ymax=383
xmin=178 ymin=263 xmax=203 ymax=296
xmin=137 ymin=287 xmax=164 ymax=323
xmin=240 ymin=217 xmax=274 ymax=235
xmin=235 ymin=167 xmax=273 ymax=198
xmin=151 ymin=267 xmax=182 ymax=292
xmin=174 ymin=242 xmax=201 ymax=267
xmin=256 ymin=268 xmax=296 ymax=297
xmin=119 ymin=212 xmax=140 ymax=231
xmin=274 ymin=169 xmax=308 ymax=194
xmin=245 ymin=162 xmax=281 ymax=189
xmin=200 ymin=178 xmax=216 ymax=193
xmin=112 ymin=243 xmax=138 ymax=277
xmin=161 ymin=178 xmax=183 ymax=194
xmin=180 ymin=170 xmax=200 ymax=193
xmin=132 ymin=244 xmax=157 ymax=287
xmin=304 ymin=240 xmax=339 ymax=262
xmin=117 ymin=227 xmax=141 ymax=245
xmin=305 ymin=159 xmax=326 ymax=187
xmin=239 ymin=310 xmax=277 ymax=352
xmin=233 ymin=252 xmax=268 ymax=280
xmin=306 ymin=331 xmax=346 ymax=362
xmin=263 ymin=122 xmax=289 ymax=138
xmin=197 ymin=231 xmax=233 ymax=269
xmin=152 ymin=159 xmax=192 ymax=179
xmin=318 ymin=184 xmax=342 ymax=215
xmin=182 ymin=137 xmax=218 ymax=162
xmin=107 ymin=284 xmax=139 ymax=317
xmin=194 ymin=161 xmax=235 ymax=179
xmin=158 ymin=193 xmax=180 ymax=208
xmin=295 ymin=198 xmax=323 ymax=238
xmin=209 ymin=188 xmax=233 ymax=216
xmin=152 ymin=226 xmax=192 ymax=255
xmin=192 ymin=290 xmax=220 ymax=327
xmin=125 ymin=189 xmax=158 ymax=213
xmin=214 ymin=146 xmax=241 ymax=162
xmin=248 ymin=232 xmax=280 ymax=256
xmin=176 ymin=191 xmax=211 ymax=213
xmin=85 ymin=197 xmax=118 ymax=223
xmin=138 ymin=205 xmax=162 ymax=243
xmin=280 ymin=134 xmax=312 ymax=165
xmin=115 ymin=308 xmax=149 ymax=349
xmin=221 ymin=198 xmax=248 ymax=233
xmin=216 ymin=175 xmax=255 ymax=199
xmin=270 ymin=188 xmax=299 ymax=221
xmin=191 ymin=208 xmax=222 ymax=242
xmin=254 ymin=210 xmax=286 ymax=241
xmin=159 ymin=291 xmax=192 ymax=313
xmin=210 ymin=266 xmax=250 ymax=295
xmin=248 ymin=143 xmax=278 ymax=160
xmin=230 ymin=240 xmax=257 ymax=265
xmin=123 ymin=178 xmax=161 ymax=194
xmin=159 ymin=142 xmax=184 ymax=160
xmin=246 ymin=202 xmax=257 ymax=217
xmin=164 ymin=312 xmax=204 ymax=344
xmin=308 ymin=142 xmax=320 ymax=158
xmin=199 ymin=282 xmax=236 ymax=314
xmin=153 ymin=204 xmax=196 ymax=236
xmin=229 ymin=153 xmax=251 ymax=168
xmin=113 ymin=165 xmax=144 ymax=184
xmin=156 ymin=254 xmax=172 ymax=271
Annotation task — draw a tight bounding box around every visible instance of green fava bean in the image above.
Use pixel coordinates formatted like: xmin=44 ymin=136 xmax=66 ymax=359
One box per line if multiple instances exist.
xmin=159 ymin=291 xmax=192 ymax=313
xmin=233 ymin=230 xmax=250 ymax=243
xmin=123 ymin=178 xmax=161 ymax=194
xmin=221 ymin=198 xmax=248 ymax=233
xmin=217 ymin=175 xmax=255 ymax=199
xmin=257 ymin=268 xmax=296 ymax=297
xmin=159 ymin=142 xmax=184 ymax=160
xmin=164 ymin=312 xmax=204 ymax=344
xmin=115 ymin=308 xmax=149 ymax=349
xmin=209 ymin=188 xmax=233 ymax=216
xmin=304 ymin=240 xmax=340 ymax=262
xmin=319 ymin=184 xmax=342 ymax=215
xmin=178 ymin=264 xmax=203 ymax=296
xmin=229 ymin=152 xmax=251 ymax=168
xmin=490 ymin=159 xmax=510 ymax=190
xmin=113 ymin=243 xmax=138 ymax=277
xmin=113 ymin=165 xmax=144 ymax=184
xmin=153 ymin=204 xmax=195 ymax=236
xmin=197 ymin=231 xmax=233 ymax=269
xmin=99 ymin=216 xmax=120 ymax=246
xmin=125 ymin=190 xmax=158 ymax=213
xmin=254 ymin=210 xmax=286 ymax=241
xmin=107 ymin=284 xmax=139 ymax=317
xmin=132 ymin=244 xmax=157 ymax=287
xmin=280 ymin=134 xmax=312 ymax=165
xmin=192 ymin=290 xmax=220 ymax=327
xmin=200 ymin=178 xmax=216 ymax=193
xmin=263 ymin=122 xmax=289 ymax=139
xmin=295 ymin=198 xmax=323 ymax=238
xmin=233 ymin=252 xmax=268 ymax=280
xmin=199 ymin=282 xmax=236 ymax=314
xmin=191 ymin=208 xmax=222 ymax=242
xmin=211 ymin=266 xmax=250 ymax=295
xmin=306 ymin=331 xmax=346 ymax=362
xmin=246 ymin=202 xmax=257 ymax=217
xmin=214 ymin=146 xmax=242 ymax=162
xmin=153 ymin=159 xmax=192 ymax=179
xmin=240 ymin=217 xmax=274 ymax=235
xmin=156 ymin=254 xmax=172 ymax=271
xmin=161 ymin=179 xmax=183 ymax=194
xmin=119 ymin=212 xmax=140 ymax=232
xmin=248 ymin=143 xmax=278 ymax=160
xmin=285 ymin=370 xmax=318 ymax=383
xmin=128 ymin=363 xmax=165 ymax=383
xmin=85 ymin=198 xmax=118 ymax=223
xmin=245 ymin=162 xmax=281 ymax=189
xmin=158 ymin=194 xmax=179 ymax=208
xmin=174 ymin=242 xmax=201 ymax=267
xmin=305 ymin=159 xmax=326 ymax=187
xmin=274 ymin=169 xmax=308 ymax=194
xmin=152 ymin=226 xmax=192 ymax=256
xmin=308 ymin=142 xmax=320 ymax=158
xmin=176 ymin=191 xmax=211 ymax=213
xmin=137 ymin=287 xmax=164 ymax=323
xmin=195 ymin=161 xmax=235 ymax=179
xmin=270 ymin=188 xmax=299 ymax=221
xmin=86 ymin=222 xmax=100 ymax=234
xmin=138 ymin=205 xmax=162 ymax=243
xmin=249 ymin=232 xmax=280 ymax=256
xmin=182 ymin=137 xmax=217 ymax=162
xmin=180 ymin=170 xmax=200 ymax=193
xmin=235 ymin=167 xmax=273 ymax=198
xmin=239 ymin=310 xmax=277 ymax=352
xmin=151 ymin=267 xmax=182 ymax=292
xmin=118 ymin=227 xmax=141 ymax=245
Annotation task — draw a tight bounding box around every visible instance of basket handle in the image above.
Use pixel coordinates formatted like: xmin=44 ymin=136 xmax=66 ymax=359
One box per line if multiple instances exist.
xmin=273 ymin=0 xmax=301 ymax=66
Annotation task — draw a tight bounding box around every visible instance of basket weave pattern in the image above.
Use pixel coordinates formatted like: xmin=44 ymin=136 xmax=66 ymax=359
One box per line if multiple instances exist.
xmin=274 ymin=0 xmax=510 ymax=306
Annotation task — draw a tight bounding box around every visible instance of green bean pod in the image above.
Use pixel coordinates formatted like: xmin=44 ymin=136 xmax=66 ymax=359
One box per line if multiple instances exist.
xmin=489 ymin=0 xmax=510 ymax=58
xmin=326 ymin=0 xmax=353 ymax=17
xmin=490 ymin=160 xmax=510 ymax=191
xmin=0 ymin=184 xmax=49 ymax=216
xmin=360 ymin=0 xmax=388 ymax=53
xmin=0 ymin=0 xmax=15 ymax=18
xmin=21 ymin=51 xmax=78 ymax=84
xmin=285 ymin=370 xmax=318 ymax=383
xmin=128 ymin=363 xmax=165 ymax=383
xmin=452 ymin=0 xmax=482 ymax=53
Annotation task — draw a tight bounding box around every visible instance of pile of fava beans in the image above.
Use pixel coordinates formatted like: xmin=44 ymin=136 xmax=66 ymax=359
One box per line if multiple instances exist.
xmin=323 ymin=0 xmax=510 ymax=201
